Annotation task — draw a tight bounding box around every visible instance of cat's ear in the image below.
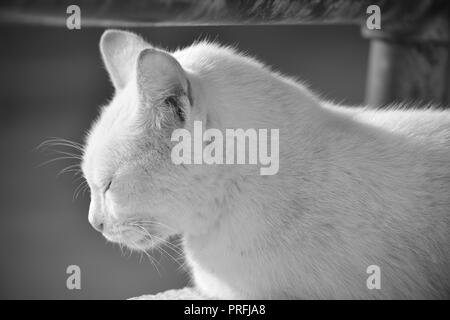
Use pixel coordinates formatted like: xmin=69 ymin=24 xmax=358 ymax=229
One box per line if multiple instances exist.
xmin=100 ymin=29 xmax=148 ymax=90
xmin=136 ymin=48 xmax=192 ymax=123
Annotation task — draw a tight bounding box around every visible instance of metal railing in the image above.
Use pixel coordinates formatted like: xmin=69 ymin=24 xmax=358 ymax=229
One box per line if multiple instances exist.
xmin=1 ymin=0 xmax=448 ymax=106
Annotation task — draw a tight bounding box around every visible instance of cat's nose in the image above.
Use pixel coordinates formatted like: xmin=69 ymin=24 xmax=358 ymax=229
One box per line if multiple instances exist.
xmin=88 ymin=199 xmax=105 ymax=233
xmin=90 ymin=219 xmax=104 ymax=233
xmin=88 ymin=213 xmax=104 ymax=232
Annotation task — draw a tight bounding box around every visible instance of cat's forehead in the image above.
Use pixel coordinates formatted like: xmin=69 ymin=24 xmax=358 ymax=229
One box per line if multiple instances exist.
xmin=82 ymin=84 xmax=140 ymax=174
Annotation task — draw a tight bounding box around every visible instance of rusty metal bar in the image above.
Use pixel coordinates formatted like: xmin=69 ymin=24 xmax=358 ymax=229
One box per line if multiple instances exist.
xmin=0 ymin=0 xmax=439 ymax=27
xmin=362 ymin=2 xmax=449 ymax=106
xmin=0 ymin=0 xmax=448 ymax=106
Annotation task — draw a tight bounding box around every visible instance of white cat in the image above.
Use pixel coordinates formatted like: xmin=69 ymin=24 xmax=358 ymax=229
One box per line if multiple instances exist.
xmin=82 ymin=30 xmax=450 ymax=299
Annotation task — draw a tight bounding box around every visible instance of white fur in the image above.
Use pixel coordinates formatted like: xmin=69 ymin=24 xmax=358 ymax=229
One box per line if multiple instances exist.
xmin=82 ymin=30 xmax=450 ymax=299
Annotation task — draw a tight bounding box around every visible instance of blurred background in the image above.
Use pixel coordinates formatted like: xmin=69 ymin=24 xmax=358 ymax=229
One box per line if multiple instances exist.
xmin=0 ymin=24 xmax=448 ymax=299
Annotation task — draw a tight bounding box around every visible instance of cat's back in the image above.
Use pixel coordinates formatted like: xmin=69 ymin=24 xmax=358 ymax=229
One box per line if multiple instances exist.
xmin=349 ymin=105 xmax=450 ymax=196
xmin=344 ymin=105 xmax=450 ymax=148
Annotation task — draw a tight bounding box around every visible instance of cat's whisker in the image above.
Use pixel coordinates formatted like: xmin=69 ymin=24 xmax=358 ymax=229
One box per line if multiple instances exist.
xmin=175 ymin=256 xmax=188 ymax=273
xmin=133 ymin=226 xmax=184 ymax=266
xmin=137 ymin=227 xmax=182 ymax=265
xmin=40 ymin=137 xmax=84 ymax=146
xmin=50 ymin=150 xmax=83 ymax=160
xmin=128 ymin=238 xmax=161 ymax=276
xmin=57 ymin=164 xmax=82 ymax=177
xmin=132 ymin=220 xmax=179 ymax=237
xmin=152 ymin=237 xmax=184 ymax=266
xmin=73 ymin=183 xmax=84 ymax=200
xmin=129 ymin=219 xmax=178 ymax=233
xmin=72 ymin=175 xmax=86 ymax=183
xmin=73 ymin=180 xmax=88 ymax=200
xmin=39 ymin=143 xmax=84 ymax=157
xmin=118 ymin=242 xmax=125 ymax=256
xmin=37 ymin=156 xmax=82 ymax=168
xmin=38 ymin=138 xmax=87 ymax=202
xmin=81 ymin=184 xmax=90 ymax=197
xmin=156 ymin=239 xmax=183 ymax=256
xmin=58 ymin=168 xmax=82 ymax=176
xmin=126 ymin=221 xmax=183 ymax=255
xmin=38 ymin=137 xmax=84 ymax=151
xmin=39 ymin=141 xmax=82 ymax=150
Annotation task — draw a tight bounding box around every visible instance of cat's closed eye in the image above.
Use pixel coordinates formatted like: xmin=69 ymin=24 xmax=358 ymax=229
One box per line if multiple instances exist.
xmin=104 ymin=180 xmax=112 ymax=193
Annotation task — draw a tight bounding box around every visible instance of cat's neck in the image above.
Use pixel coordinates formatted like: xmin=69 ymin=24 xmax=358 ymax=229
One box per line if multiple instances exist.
xmin=182 ymin=90 xmax=424 ymax=298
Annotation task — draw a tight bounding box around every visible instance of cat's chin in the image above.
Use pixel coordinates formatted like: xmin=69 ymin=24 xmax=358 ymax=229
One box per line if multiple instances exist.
xmin=103 ymin=230 xmax=164 ymax=252
xmin=122 ymin=238 xmax=160 ymax=251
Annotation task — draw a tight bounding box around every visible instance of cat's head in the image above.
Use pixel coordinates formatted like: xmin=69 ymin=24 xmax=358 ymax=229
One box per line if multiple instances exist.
xmin=81 ymin=30 xmax=228 ymax=250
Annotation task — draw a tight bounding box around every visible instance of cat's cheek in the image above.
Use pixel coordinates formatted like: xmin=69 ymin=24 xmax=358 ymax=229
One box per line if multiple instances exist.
xmin=104 ymin=191 xmax=120 ymax=220
xmin=104 ymin=188 xmax=141 ymax=222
